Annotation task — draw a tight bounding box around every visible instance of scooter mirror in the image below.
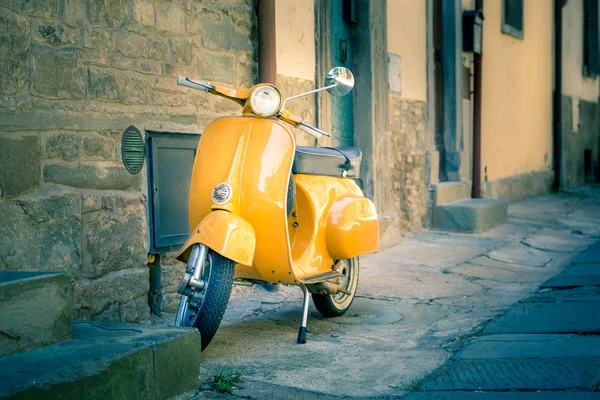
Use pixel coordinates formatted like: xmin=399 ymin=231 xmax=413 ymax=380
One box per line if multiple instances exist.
xmin=325 ymin=67 xmax=354 ymax=97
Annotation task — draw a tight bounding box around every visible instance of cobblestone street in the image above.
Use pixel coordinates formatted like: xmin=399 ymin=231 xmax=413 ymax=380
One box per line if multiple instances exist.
xmin=173 ymin=187 xmax=600 ymax=399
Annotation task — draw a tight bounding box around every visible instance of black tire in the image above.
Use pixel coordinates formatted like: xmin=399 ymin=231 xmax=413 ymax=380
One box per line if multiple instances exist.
xmin=312 ymin=257 xmax=359 ymax=317
xmin=177 ymin=250 xmax=235 ymax=351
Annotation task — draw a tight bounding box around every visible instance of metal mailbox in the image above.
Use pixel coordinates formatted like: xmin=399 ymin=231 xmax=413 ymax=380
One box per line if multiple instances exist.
xmin=463 ymin=10 xmax=484 ymax=54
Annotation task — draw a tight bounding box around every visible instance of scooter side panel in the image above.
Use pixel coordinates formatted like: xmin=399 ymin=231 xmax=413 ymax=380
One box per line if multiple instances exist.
xmin=326 ymin=196 xmax=380 ymax=259
xmin=291 ymin=174 xmax=371 ymax=279
xmin=186 ymin=117 xmax=296 ymax=283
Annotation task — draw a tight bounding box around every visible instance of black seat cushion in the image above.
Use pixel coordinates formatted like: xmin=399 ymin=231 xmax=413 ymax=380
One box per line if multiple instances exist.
xmin=292 ymin=146 xmax=362 ymax=179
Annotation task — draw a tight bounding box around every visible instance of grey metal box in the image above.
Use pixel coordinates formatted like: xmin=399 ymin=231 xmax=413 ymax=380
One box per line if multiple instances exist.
xmin=146 ymin=130 xmax=201 ymax=254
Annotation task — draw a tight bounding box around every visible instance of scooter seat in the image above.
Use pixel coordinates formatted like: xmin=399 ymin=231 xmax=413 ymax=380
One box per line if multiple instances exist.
xmin=293 ymin=146 xmax=362 ymax=179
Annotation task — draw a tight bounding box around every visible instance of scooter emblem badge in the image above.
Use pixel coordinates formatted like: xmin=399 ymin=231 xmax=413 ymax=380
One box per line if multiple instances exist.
xmin=212 ymin=183 xmax=232 ymax=204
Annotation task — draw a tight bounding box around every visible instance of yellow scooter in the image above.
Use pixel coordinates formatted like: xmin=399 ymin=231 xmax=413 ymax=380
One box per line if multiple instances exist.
xmin=174 ymin=67 xmax=379 ymax=350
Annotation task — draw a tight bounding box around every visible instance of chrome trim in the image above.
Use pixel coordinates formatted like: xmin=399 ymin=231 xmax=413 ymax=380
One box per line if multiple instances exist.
xmin=186 ymin=245 xmax=200 ymax=273
xmin=301 ymin=271 xmax=343 ymax=283
xmin=300 ymin=285 xmax=309 ymax=328
xmin=282 ymin=83 xmax=338 ymax=106
xmin=212 ymin=183 xmax=233 ymax=205
xmin=193 ymin=244 xmax=208 ymax=281
xmin=188 ymin=277 xmax=206 ymax=290
xmin=234 ymin=279 xmax=255 ymax=287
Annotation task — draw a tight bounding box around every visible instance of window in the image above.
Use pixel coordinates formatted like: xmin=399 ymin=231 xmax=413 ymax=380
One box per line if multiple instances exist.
xmin=583 ymin=0 xmax=599 ymax=77
xmin=502 ymin=0 xmax=524 ymax=39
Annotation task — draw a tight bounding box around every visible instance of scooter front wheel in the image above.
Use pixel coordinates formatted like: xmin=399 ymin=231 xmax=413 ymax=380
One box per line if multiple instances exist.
xmin=312 ymin=257 xmax=359 ymax=317
xmin=175 ymin=248 xmax=235 ymax=351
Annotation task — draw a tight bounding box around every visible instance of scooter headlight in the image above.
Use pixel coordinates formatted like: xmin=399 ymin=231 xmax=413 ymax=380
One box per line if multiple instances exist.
xmin=250 ymin=85 xmax=282 ymax=117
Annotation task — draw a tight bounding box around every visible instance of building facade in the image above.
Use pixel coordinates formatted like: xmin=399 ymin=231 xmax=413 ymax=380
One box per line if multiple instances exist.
xmin=0 ymin=0 xmax=598 ymax=322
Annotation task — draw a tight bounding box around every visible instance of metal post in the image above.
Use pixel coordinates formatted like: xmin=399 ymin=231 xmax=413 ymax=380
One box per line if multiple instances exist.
xmin=148 ymin=254 xmax=163 ymax=317
xmin=297 ymin=285 xmax=309 ymax=344
xmin=553 ymin=0 xmax=563 ymax=191
xmin=472 ymin=0 xmax=484 ymax=198
xmin=257 ymin=0 xmax=277 ymax=85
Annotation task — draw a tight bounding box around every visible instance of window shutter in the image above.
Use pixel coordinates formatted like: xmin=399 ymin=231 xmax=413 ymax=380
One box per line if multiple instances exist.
xmin=502 ymin=0 xmax=524 ymax=39
xmin=584 ymin=0 xmax=600 ymax=76
xmin=505 ymin=0 xmax=523 ymax=31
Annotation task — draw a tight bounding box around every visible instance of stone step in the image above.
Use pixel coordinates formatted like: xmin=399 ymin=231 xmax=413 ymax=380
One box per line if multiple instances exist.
xmin=433 ymin=181 xmax=472 ymax=205
xmin=0 ymin=271 xmax=72 ymax=357
xmin=433 ymin=199 xmax=508 ymax=233
xmin=0 ymin=321 xmax=202 ymax=400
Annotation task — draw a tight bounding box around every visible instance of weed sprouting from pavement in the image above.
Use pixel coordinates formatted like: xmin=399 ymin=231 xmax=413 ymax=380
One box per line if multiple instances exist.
xmin=211 ymin=371 xmax=241 ymax=393
xmin=405 ymin=378 xmax=422 ymax=392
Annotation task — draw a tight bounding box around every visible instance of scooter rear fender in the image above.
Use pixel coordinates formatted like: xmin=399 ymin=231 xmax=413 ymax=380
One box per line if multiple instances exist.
xmin=176 ymin=210 xmax=256 ymax=267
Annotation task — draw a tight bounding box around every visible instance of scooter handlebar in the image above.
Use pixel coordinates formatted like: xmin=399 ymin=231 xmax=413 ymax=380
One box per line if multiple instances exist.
xmin=177 ymin=76 xmax=213 ymax=92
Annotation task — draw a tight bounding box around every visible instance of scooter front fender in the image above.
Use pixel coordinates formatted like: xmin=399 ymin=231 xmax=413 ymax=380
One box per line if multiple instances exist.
xmin=176 ymin=210 xmax=256 ymax=266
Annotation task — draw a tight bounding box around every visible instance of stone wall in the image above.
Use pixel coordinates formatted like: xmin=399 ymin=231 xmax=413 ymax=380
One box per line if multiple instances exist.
xmin=381 ymin=95 xmax=428 ymax=248
xmin=0 ymin=0 xmax=257 ymax=322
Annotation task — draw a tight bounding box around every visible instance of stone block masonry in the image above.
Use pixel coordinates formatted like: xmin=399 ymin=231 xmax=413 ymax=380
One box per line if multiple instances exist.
xmin=380 ymin=95 xmax=429 ymax=248
xmin=0 ymin=0 xmax=257 ymax=322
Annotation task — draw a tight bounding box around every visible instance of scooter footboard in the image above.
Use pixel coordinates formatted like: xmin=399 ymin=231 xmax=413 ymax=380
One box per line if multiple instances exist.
xmin=326 ymin=195 xmax=379 ymax=259
xmin=176 ymin=210 xmax=256 ymax=266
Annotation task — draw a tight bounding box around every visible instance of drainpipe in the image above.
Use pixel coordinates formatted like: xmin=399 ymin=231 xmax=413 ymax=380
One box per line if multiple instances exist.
xmin=257 ymin=0 xmax=277 ymax=85
xmin=553 ymin=0 xmax=563 ymax=191
xmin=148 ymin=254 xmax=162 ymax=317
xmin=472 ymin=0 xmax=484 ymax=198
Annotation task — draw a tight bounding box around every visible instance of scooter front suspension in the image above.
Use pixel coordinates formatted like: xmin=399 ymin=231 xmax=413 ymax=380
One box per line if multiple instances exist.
xmin=176 ymin=244 xmax=208 ymax=295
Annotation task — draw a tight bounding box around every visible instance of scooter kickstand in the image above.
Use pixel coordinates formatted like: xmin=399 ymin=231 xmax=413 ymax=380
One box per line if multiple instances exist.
xmin=297 ymin=285 xmax=309 ymax=344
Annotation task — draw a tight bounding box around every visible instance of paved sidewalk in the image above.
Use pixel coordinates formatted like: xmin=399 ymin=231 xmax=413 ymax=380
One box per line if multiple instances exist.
xmin=406 ymin=240 xmax=600 ymax=399
xmin=172 ymin=187 xmax=600 ymax=399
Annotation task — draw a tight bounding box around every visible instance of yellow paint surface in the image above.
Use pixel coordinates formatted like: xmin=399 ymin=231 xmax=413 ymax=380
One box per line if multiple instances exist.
xmin=562 ymin=0 xmax=599 ymax=101
xmin=386 ymin=0 xmax=427 ymax=101
xmin=184 ymin=117 xmax=297 ymax=283
xmin=275 ymin=0 xmax=315 ymax=81
xmin=481 ymin=0 xmax=553 ymax=181
xmin=290 ymin=174 xmax=379 ymax=281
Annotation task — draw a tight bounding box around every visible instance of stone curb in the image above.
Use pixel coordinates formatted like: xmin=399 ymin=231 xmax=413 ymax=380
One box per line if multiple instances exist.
xmin=0 ymin=321 xmax=201 ymax=399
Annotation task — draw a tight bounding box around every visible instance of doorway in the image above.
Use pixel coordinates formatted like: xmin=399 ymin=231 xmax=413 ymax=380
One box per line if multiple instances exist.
xmin=433 ymin=0 xmax=447 ymax=182
xmin=315 ymin=0 xmax=387 ymax=201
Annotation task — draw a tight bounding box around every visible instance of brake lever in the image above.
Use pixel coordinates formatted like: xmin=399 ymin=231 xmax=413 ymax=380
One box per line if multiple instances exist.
xmin=299 ymin=121 xmax=331 ymax=137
